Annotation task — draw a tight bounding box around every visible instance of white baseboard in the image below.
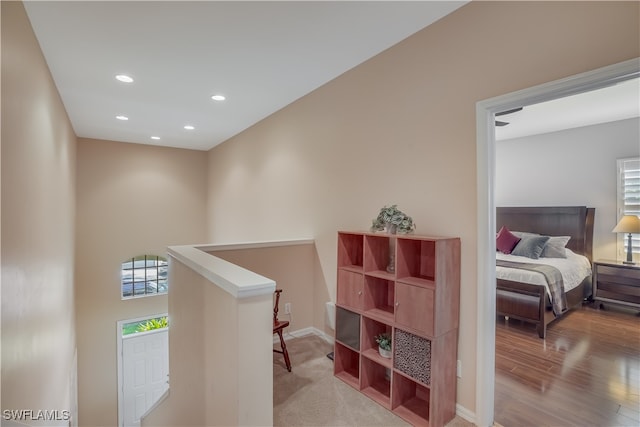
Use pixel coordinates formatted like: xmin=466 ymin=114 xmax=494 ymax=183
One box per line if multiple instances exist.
xmin=274 ymin=326 xmax=334 ymax=345
xmin=455 ymin=403 xmax=476 ymax=425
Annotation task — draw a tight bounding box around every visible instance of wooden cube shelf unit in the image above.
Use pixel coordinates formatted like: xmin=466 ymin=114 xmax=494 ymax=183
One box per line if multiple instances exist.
xmin=334 ymin=231 xmax=461 ymax=427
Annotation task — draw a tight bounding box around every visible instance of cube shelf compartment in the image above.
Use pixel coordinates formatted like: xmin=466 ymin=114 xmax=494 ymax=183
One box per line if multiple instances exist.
xmin=392 ymin=372 xmax=431 ymax=425
xmin=337 ymin=269 xmax=364 ymax=311
xmin=364 ymin=234 xmax=394 ymax=276
xmin=361 ymin=316 xmax=393 ymax=368
xmin=395 ymin=282 xmax=435 ymax=337
xmin=394 ymin=329 xmax=431 ymax=386
xmin=363 ymin=276 xmax=395 ymax=322
xmin=338 ymin=232 xmax=364 ymax=272
xmin=334 ymin=231 xmax=460 ymax=427
xmin=334 ymin=342 xmax=359 ymax=389
xmin=396 ymin=238 xmax=436 ymax=286
xmin=335 ymin=306 xmax=360 ymax=351
xmin=361 ymin=357 xmax=392 ymax=408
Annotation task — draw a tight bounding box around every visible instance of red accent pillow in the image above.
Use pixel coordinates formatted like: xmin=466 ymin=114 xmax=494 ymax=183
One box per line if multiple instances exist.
xmin=496 ymin=226 xmax=521 ymax=254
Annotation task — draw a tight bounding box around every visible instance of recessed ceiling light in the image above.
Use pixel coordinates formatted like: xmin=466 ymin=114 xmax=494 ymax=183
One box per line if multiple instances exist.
xmin=115 ymin=74 xmax=134 ymax=83
xmin=211 ymin=94 xmax=226 ymax=101
xmin=184 ymin=125 xmax=195 ymax=130
xmin=151 ymin=136 xmax=160 ymax=140
xmin=116 ymin=115 xmax=129 ymax=121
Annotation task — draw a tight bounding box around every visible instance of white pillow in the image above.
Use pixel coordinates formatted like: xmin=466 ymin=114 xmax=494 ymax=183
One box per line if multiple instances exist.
xmin=541 ymin=236 xmax=571 ymax=258
xmin=512 ymin=231 xmax=571 ymax=258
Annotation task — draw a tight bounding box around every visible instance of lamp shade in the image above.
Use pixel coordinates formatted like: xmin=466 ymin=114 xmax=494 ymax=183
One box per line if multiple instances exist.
xmin=612 ymin=215 xmax=640 ymax=233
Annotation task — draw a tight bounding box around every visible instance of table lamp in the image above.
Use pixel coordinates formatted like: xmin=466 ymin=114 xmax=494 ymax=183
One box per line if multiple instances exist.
xmin=612 ymin=215 xmax=640 ymax=264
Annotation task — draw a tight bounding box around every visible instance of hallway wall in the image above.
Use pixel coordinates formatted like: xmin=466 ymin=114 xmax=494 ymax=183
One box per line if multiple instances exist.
xmin=75 ymin=138 xmax=208 ymax=425
xmin=1 ymin=2 xmax=78 ymax=424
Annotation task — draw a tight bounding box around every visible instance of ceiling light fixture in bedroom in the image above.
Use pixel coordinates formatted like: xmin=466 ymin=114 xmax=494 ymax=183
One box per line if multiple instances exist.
xmin=495 ymin=107 xmax=523 ymax=127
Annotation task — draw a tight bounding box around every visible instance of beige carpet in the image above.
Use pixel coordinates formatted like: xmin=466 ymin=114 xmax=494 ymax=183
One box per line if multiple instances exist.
xmin=273 ymin=334 xmax=474 ymax=427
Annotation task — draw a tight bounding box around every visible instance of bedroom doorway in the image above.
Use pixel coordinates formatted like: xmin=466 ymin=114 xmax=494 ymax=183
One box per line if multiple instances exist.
xmin=475 ymin=58 xmax=640 ymax=427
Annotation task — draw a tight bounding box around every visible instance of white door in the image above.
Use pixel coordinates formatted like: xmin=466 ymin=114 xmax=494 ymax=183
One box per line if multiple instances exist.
xmin=122 ymin=328 xmax=169 ymax=427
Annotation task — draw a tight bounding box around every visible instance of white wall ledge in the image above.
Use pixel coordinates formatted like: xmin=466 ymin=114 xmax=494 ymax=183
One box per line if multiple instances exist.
xmin=193 ymin=238 xmax=315 ymax=252
xmin=167 ymin=239 xmax=314 ymax=298
xmin=167 ymin=244 xmax=276 ymax=298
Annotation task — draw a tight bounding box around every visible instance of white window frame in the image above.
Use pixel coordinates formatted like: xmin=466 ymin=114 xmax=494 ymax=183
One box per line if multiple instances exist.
xmin=617 ymin=157 xmax=640 ymax=258
xmin=121 ymin=254 xmax=169 ymax=299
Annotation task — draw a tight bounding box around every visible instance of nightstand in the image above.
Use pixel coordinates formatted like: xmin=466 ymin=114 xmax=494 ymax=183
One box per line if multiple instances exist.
xmin=593 ymin=260 xmax=640 ymax=310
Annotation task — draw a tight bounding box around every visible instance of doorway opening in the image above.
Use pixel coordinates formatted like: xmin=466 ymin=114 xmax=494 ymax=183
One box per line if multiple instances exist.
xmin=117 ymin=314 xmax=169 ymax=427
xmin=475 ymin=58 xmax=640 ymax=427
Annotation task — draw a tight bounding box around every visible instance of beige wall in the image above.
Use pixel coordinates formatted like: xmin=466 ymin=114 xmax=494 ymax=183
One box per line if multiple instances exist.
xmin=75 ymin=138 xmax=207 ymax=425
xmin=206 ymin=1 xmax=640 ymax=414
xmin=1 ymin=1 xmax=78 ymax=424
xmin=213 ymin=242 xmax=320 ymax=336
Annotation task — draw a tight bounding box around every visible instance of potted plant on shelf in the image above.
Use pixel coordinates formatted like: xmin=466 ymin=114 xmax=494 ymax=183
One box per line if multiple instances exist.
xmin=371 ymin=204 xmax=415 ymax=273
xmin=370 ymin=204 xmax=416 ymax=235
xmin=374 ymin=332 xmax=392 ymax=358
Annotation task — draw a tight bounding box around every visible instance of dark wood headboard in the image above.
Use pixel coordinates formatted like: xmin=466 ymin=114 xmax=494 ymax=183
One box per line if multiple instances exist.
xmin=496 ymin=206 xmax=595 ymax=263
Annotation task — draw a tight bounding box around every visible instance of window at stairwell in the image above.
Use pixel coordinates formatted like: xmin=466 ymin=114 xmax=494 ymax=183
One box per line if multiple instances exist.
xmin=121 ymin=255 xmax=168 ymax=299
xmin=617 ymin=157 xmax=640 ymax=256
xmin=122 ymin=316 xmax=169 ymax=335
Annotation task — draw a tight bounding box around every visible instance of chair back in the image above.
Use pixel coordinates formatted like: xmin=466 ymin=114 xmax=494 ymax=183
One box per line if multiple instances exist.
xmin=272 ymin=288 xmax=292 ymax=371
xmin=274 ymin=289 xmax=283 ymax=324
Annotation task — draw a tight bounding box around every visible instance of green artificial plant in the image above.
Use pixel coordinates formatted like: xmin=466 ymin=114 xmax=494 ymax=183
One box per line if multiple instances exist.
xmin=137 ymin=316 xmax=168 ymax=332
xmin=374 ymin=332 xmax=392 ymax=351
xmin=371 ymin=204 xmax=416 ymax=234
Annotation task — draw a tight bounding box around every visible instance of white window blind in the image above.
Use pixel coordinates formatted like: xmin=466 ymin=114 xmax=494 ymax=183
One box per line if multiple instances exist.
xmin=617 ymin=157 xmax=640 ymax=255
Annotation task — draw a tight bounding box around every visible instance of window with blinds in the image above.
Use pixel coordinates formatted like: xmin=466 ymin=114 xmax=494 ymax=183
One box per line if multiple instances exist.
xmin=617 ymin=157 xmax=640 ymax=256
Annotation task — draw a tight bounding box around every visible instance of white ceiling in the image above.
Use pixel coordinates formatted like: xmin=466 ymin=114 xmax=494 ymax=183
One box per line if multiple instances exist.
xmin=23 ymin=1 xmax=467 ymax=151
xmin=23 ymin=2 xmax=639 ymax=151
xmin=495 ymin=77 xmax=640 ymax=141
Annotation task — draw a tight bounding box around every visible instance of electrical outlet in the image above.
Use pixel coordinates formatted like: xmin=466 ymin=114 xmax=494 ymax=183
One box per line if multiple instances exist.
xmin=284 ymin=303 xmax=291 ymax=314
xmin=457 ymin=360 xmax=462 ymax=378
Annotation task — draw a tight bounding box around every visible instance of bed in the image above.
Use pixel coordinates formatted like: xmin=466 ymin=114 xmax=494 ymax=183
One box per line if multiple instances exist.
xmin=495 ymin=206 xmax=595 ymax=338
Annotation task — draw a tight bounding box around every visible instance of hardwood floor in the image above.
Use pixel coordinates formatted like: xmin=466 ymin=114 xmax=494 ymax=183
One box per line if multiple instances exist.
xmin=494 ymin=303 xmax=640 ymax=427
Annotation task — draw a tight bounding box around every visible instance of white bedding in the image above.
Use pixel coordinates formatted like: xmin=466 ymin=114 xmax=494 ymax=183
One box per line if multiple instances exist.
xmin=496 ymin=249 xmax=592 ymax=297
